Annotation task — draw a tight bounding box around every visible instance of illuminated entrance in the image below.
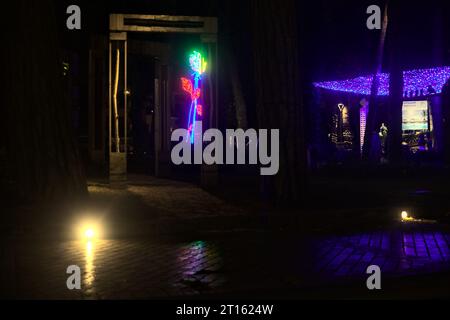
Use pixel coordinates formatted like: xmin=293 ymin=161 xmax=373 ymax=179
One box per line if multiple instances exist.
xmin=107 ymin=14 xmax=218 ymax=185
xmin=312 ymin=66 xmax=450 ymax=163
xmin=402 ymin=100 xmax=433 ymax=152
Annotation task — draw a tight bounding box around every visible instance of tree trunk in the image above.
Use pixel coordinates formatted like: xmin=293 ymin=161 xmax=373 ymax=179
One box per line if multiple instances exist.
xmin=222 ymin=1 xmax=249 ymax=129
xmin=386 ymin=1 xmax=403 ymax=164
xmin=363 ymin=2 xmax=389 ymax=161
xmin=1 ymin=0 xmax=87 ymax=204
xmin=251 ymin=0 xmax=306 ymax=203
xmin=227 ymin=49 xmax=248 ymax=129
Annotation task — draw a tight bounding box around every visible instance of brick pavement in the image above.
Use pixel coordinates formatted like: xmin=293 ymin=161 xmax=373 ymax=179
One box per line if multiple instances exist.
xmin=2 ymin=222 xmax=450 ymax=299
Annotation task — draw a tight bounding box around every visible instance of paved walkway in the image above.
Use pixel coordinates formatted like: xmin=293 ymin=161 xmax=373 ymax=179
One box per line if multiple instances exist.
xmin=2 ymin=176 xmax=450 ymax=299
xmin=88 ymin=175 xmax=245 ymax=220
xmin=2 ymin=222 xmax=450 ymax=299
xmin=312 ymin=224 xmax=450 ymax=280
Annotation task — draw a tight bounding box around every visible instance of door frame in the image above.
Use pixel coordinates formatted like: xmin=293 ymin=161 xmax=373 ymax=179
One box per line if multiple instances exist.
xmin=108 ymin=14 xmax=218 ymax=182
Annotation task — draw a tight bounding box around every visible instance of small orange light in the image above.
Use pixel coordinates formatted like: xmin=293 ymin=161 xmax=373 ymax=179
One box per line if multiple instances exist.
xmin=401 ymin=211 xmax=408 ymax=220
xmin=401 ymin=211 xmax=414 ymax=221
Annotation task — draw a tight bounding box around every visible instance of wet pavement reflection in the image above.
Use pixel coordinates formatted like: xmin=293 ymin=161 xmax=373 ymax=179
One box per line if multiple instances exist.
xmin=311 ymin=227 xmax=450 ymax=283
xmin=2 ymin=224 xmax=450 ymax=299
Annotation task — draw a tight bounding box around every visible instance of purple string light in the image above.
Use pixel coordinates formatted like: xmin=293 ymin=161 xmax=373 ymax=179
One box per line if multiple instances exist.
xmin=313 ymin=66 xmax=450 ymax=97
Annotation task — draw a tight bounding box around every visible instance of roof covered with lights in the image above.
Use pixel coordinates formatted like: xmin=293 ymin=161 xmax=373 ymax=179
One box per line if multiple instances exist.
xmin=313 ymin=66 xmax=450 ymax=98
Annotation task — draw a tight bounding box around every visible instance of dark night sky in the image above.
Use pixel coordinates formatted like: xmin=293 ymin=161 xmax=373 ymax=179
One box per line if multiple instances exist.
xmin=303 ymin=0 xmax=449 ymax=82
xmin=57 ymin=0 xmax=450 ymax=82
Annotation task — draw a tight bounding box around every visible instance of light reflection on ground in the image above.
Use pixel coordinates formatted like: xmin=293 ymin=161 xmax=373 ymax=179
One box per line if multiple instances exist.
xmin=2 ymin=224 xmax=450 ymax=299
xmin=84 ymin=240 xmax=95 ymax=288
xmin=311 ymin=227 xmax=450 ymax=281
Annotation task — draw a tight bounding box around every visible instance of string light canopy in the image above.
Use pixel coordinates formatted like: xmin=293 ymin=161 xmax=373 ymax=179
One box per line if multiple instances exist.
xmin=313 ymin=66 xmax=450 ymax=97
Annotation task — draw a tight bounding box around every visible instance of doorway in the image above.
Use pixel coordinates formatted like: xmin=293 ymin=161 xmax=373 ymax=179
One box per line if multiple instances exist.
xmin=108 ymin=14 xmax=218 ymax=184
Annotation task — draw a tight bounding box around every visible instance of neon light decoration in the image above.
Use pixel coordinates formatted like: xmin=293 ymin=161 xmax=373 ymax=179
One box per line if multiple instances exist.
xmin=313 ymin=66 xmax=450 ymax=97
xmin=181 ymin=51 xmax=207 ymax=143
xmin=359 ymin=99 xmax=369 ymax=155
